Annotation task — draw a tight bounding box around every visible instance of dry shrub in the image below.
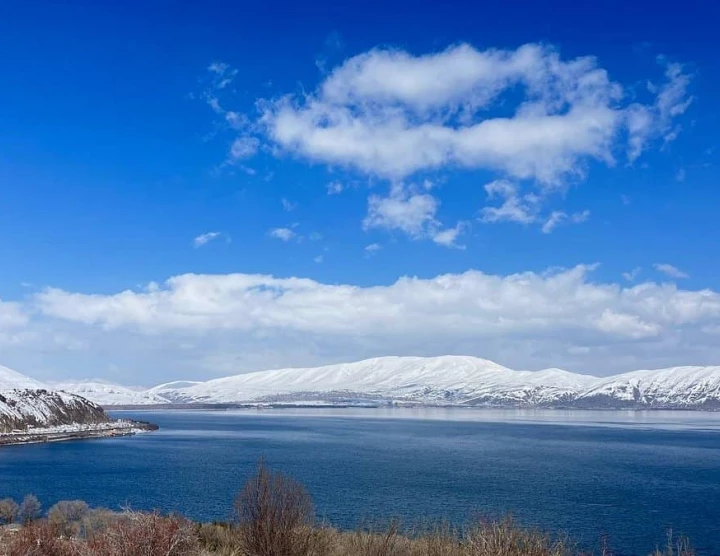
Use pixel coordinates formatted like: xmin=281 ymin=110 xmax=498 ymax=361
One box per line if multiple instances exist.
xmin=48 ymin=500 xmax=90 ymax=538
xmin=0 ymin=499 xmax=19 ymax=526
xmin=234 ymin=459 xmax=317 ymax=556
xmin=196 ymin=522 xmax=242 ymax=555
xmin=649 ymin=530 xmax=694 ymax=556
xmin=0 ymin=521 xmax=81 ymax=556
xmin=464 ymin=518 xmax=574 ymax=556
xmin=17 ymin=495 xmax=41 ymax=526
xmin=86 ymin=510 xmax=199 ymax=556
xmin=342 ymin=520 xmax=412 ymax=556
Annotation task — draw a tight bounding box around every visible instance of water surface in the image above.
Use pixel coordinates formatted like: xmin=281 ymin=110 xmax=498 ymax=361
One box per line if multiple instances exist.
xmin=1 ymin=408 xmax=719 ymax=555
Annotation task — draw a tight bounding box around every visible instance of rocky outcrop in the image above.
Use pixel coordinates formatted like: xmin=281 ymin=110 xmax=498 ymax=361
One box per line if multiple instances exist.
xmin=0 ymin=389 xmax=109 ymax=433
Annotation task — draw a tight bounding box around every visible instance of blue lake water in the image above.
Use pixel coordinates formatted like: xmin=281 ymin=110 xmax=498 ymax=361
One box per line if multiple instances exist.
xmin=1 ymin=408 xmax=720 ymax=555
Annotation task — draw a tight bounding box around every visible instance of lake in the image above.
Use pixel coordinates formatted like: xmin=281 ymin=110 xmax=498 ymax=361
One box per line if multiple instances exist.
xmin=1 ymin=408 xmax=719 ymax=555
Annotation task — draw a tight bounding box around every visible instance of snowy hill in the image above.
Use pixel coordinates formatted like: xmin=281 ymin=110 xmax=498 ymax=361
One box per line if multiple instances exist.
xmin=50 ymin=380 xmax=171 ymax=406
xmin=0 ymin=389 xmax=109 ymax=433
xmin=7 ymin=357 xmax=720 ymax=409
xmin=153 ymin=356 xmax=600 ymax=406
xmin=575 ymin=366 xmax=720 ymax=409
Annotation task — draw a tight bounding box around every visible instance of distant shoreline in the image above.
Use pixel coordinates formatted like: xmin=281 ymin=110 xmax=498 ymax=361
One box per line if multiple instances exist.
xmin=0 ymin=420 xmax=158 ymax=447
xmin=104 ymin=402 xmax=720 ymax=412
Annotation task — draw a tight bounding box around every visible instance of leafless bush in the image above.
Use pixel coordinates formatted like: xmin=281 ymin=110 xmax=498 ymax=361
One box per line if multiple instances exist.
xmin=85 ymin=510 xmax=199 ymax=556
xmin=48 ymin=500 xmax=90 ymax=538
xmin=17 ymin=495 xmax=41 ymax=525
xmin=0 ymin=499 xmax=19 ymax=525
xmin=649 ymin=530 xmax=694 ymax=556
xmin=0 ymin=521 xmax=81 ymax=556
xmin=464 ymin=517 xmax=574 ymax=556
xmin=234 ymin=459 xmax=317 ymax=556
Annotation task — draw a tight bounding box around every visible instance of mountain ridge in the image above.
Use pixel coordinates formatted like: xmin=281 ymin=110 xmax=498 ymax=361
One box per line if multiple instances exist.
xmin=30 ymin=355 xmax=720 ymax=410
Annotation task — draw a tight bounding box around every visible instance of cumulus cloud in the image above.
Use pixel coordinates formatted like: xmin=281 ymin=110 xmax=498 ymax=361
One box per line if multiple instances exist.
xmin=193 ymin=232 xmax=225 ymax=248
xmin=654 ymin=263 xmax=689 ymax=279
xmin=363 ymin=183 xmax=464 ymax=247
xmin=205 ymin=46 xmax=691 ymax=242
xmin=257 ymin=44 xmax=690 ymax=184
xmin=3 ymin=266 xmax=720 ymax=381
xmin=33 ymin=266 xmax=720 ymax=342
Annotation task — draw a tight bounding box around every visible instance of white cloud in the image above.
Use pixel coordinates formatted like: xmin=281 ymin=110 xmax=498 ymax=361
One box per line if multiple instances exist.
xmin=229 ymin=137 xmax=259 ymax=160
xmin=269 ymin=228 xmax=296 ymax=242
xmin=205 ymin=46 xmax=690 ymax=242
xmin=193 ymin=232 xmax=225 ymax=248
xmin=541 ymin=209 xmax=590 ymax=234
xmin=480 ymin=180 xmax=538 ymax=224
xmin=256 ymin=44 xmax=690 ymax=185
xmin=313 ymin=255 xmax=324 ymax=264
xmin=364 ymin=243 xmax=382 ymax=254
xmin=675 ymin=168 xmax=686 ymax=182
xmin=479 ymin=180 xmax=588 ymax=233
xmin=626 ymin=60 xmax=693 ymax=161
xmin=654 ymin=263 xmax=689 ymax=279
xmin=4 ymin=265 xmax=720 ymax=382
xmin=327 ymin=181 xmax=344 ymax=195
xmin=363 ymin=185 xmax=439 ymax=238
xmin=431 ymin=223 xmax=466 ymax=249
xmin=26 ymin=265 xmax=720 ymax=379
xmin=207 ymin=62 xmax=237 ymax=89
xmin=281 ymin=198 xmax=297 ymax=211
xmin=622 ymin=267 xmax=642 ymax=282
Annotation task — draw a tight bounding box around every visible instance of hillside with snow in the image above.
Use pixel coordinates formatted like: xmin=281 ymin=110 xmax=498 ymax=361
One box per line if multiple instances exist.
xmin=0 ymin=389 xmax=109 ymax=433
xmin=6 ymin=357 xmax=720 ymax=409
xmin=50 ymin=380 xmax=171 ymax=406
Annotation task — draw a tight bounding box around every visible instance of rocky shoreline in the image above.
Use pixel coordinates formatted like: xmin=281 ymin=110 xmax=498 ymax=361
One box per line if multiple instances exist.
xmin=0 ymin=420 xmax=158 ymax=447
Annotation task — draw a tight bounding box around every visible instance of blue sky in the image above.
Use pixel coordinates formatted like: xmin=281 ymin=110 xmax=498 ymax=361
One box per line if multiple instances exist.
xmin=1 ymin=0 xmax=719 ymax=384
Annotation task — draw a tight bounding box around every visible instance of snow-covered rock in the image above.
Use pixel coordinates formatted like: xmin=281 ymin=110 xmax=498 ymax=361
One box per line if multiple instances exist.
xmin=0 ymin=389 xmax=109 ymax=433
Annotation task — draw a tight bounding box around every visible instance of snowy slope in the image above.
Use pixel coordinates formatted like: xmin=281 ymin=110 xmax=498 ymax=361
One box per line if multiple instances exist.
xmin=0 ymin=389 xmax=109 ymax=432
xmin=160 ymin=356 xmax=600 ymax=406
xmin=147 ymin=381 xmax=203 ymax=404
xmin=575 ymin=366 xmax=720 ymax=408
xmin=50 ymin=380 xmax=171 ymax=406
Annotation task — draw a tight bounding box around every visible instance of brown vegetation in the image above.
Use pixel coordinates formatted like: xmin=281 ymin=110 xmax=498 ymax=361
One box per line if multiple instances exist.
xmin=0 ymin=461 xmax=697 ymax=556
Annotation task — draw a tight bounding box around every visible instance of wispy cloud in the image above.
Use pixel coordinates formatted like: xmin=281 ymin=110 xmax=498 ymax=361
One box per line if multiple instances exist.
xmin=269 ymin=228 xmax=297 ymax=242
xmin=193 ymin=232 xmax=226 ymax=248
xmin=622 ymin=267 xmax=642 ymax=281
xmin=281 ymin=198 xmax=297 ymax=212
xmin=327 ymin=181 xmax=344 ymax=195
xmin=654 ymin=263 xmax=689 ymax=279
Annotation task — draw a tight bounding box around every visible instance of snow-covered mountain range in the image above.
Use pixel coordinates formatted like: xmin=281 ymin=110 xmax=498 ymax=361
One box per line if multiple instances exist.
xmin=6 ymin=356 xmax=720 ymax=410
